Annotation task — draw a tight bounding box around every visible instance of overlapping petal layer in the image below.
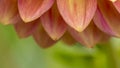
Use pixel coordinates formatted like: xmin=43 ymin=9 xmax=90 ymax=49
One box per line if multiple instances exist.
xmin=18 ymin=0 xmax=54 ymax=22
xmin=0 ymin=0 xmax=18 ymax=24
xmin=94 ymin=0 xmax=120 ymax=37
xmin=68 ymin=21 xmax=109 ymax=48
xmin=0 ymin=0 xmax=118 ymax=48
xmin=33 ymin=24 xmax=56 ymax=48
xmin=14 ymin=18 xmax=40 ymax=38
xmin=57 ymin=0 xmax=97 ymax=32
xmin=40 ymin=3 xmax=67 ymax=40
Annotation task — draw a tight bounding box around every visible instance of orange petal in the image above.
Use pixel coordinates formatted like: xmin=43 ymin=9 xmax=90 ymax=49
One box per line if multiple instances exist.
xmin=14 ymin=16 xmax=40 ymax=38
xmin=57 ymin=0 xmax=97 ymax=32
xmin=18 ymin=0 xmax=54 ymax=22
xmin=111 ymin=0 xmax=120 ymax=13
xmin=94 ymin=0 xmax=120 ymax=37
xmin=0 ymin=0 xmax=18 ymax=24
xmin=68 ymin=21 xmax=109 ymax=48
xmin=40 ymin=3 xmax=67 ymax=40
xmin=33 ymin=24 xmax=56 ymax=48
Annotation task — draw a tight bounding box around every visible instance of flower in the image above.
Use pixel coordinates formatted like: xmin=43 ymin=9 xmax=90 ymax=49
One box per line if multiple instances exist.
xmin=0 ymin=0 xmax=119 ymax=48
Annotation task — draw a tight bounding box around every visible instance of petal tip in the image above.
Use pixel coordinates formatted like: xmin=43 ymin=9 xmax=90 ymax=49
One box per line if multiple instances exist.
xmin=20 ymin=15 xmax=35 ymax=23
xmin=51 ymin=36 xmax=59 ymax=41
xmin=110 ymin=0 xmax=117 ymax=2
xmin=74 ymin=27 xmax=84 ymax=32
xmin=1 ymin=22 xmax=9 ymax=25
xmin=21 ymin=17 xmax=33 ymax=23
xmin=0 ymin=19 xmax=12 ymax=25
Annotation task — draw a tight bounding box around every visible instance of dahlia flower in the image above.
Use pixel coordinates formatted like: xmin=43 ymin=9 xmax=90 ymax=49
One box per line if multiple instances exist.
xmin=0 ymin=0 xmax=119 ymax=48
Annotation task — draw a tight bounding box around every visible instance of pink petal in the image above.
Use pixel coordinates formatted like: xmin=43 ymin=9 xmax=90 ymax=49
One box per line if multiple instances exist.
xmin=18 ymin=0 xmax=54 ymax=22
xmin=40 ymin=3 xmax=67 ymax=40
xmin=111 ymin=0 xmax=120 ymax=13
xmin=14 ymin=15 xmax=40 ymax=38
xmin=57 ymin=0 xmax=97 ymax=32
xmin=68 ymin=21 xmax=109 ymax=48
xmin=94 ymin=0 xmax=120 ymax=37
xmin=0 ymin=0 xmax=18 ymax=24
xmin=33 ymin=24 xmax=56 ymax=48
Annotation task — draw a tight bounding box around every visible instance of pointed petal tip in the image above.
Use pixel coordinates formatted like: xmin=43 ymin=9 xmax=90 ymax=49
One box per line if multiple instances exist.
xmin=50 ymin=36 xmax=59 ymax=41
xmin=40 ymin=3 xmax=67 ymax=40
xmin=18 ymin=0 xmax=55 ymax=23
xmin=110 ymin=0 xmax=117 ymax=2
xmin=32 ymin=23 xmax=56 ymax=48
xmin=33 ymin=36 xmax=56 ymax=48
xmin=57 ymin=0 xmax=97 ymax=33
xmin=0 ymin=0 xmax=18 ymax=25
xmin=75 ymin=27 xmax=84 ymax=32
xmin=72 ymin=26 xmax=84 ymax=32
xmin=20 ymin=17 xmax=34 ymax=23
xmin=0 ymin=18 xmax=15 ymax=25
xmin=1 ymin=22 xmax=9 ymax=25
xmin=70 ymin=23 xmax=89 ymax=32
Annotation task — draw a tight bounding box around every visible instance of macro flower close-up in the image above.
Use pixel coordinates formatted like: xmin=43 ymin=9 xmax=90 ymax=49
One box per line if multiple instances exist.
xmin=1 ymin=0 xmax=120 ymax=68
xmin=1 ymin=0 xmax=120 ymax=48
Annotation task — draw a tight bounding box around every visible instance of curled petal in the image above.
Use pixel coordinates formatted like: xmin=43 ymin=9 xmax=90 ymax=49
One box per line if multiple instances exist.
xmin=68 ymin=21 xmax=109 ymax=48
xmin=57 ymin=0 xmax=97 ymax=32
xmin=94 ymin=0 xmax=120 ymax=37
xmin=18 ymin=0 xmax=54 ymax=22
xmin=0 ymin=0 xmax=18 ymax=24
xmin=40 ymin=3 xmax=67 ymax=40
xmin=33 ymin=24 xmax=56 ymax=48
xmin=14 ymin=16 xmax=40 ymax=38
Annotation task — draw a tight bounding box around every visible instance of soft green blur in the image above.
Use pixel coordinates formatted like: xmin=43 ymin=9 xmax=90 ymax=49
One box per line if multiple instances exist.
xmin=0 ymin=24 xmax=120 ymax=68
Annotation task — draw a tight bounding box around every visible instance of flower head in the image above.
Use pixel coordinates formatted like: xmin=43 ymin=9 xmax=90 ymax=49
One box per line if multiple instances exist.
xmin=0 ymin=0 xmax=120 ymax=48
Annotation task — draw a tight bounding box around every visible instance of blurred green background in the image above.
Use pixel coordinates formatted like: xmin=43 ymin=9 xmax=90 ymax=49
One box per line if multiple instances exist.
xmin=0 ymin=24 xmax=120 ymax=68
